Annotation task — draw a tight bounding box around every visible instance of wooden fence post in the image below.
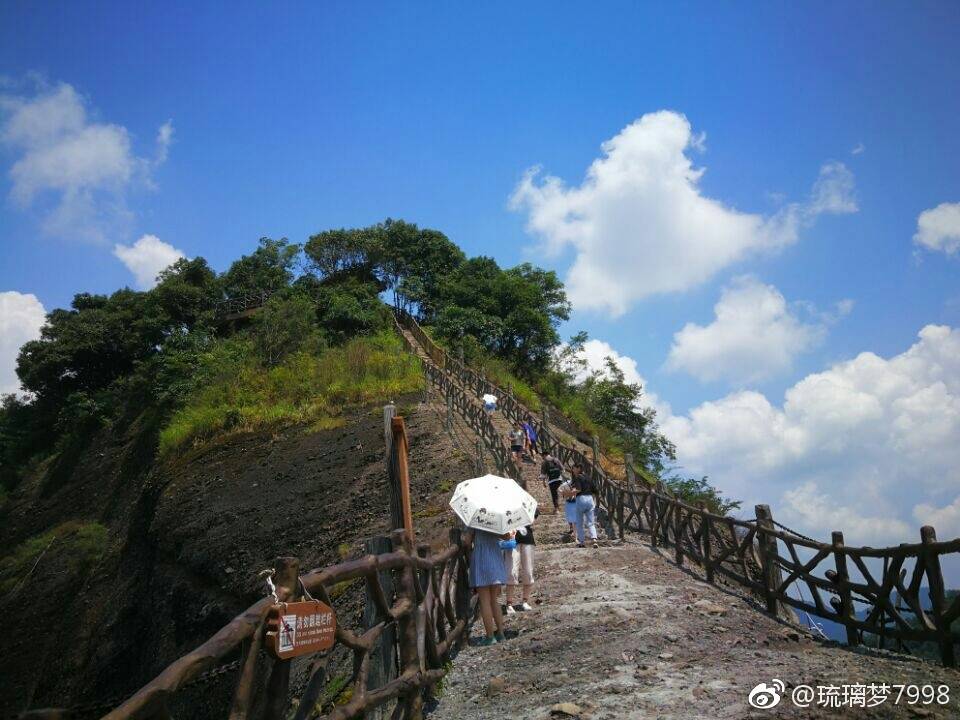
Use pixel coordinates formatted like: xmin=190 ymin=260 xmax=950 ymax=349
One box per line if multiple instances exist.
xmin=831 ymin=530 xmax=859 ymax=647
xmin=591 ymin=435 xmax=600 ymax=470
xmin=262 ymin=557 xmax=300 ymax=720
xmin=391 ymin=529 xmax=423 ymax=719
xmin=755 ymin=505 xmax=782 ymax=618
xmin=364 ymin=536 xmax=397 ymax=719
xmin=541 ymin=406 xmax=551 ymax=452
xmin=617 ymin=489 xmax=625 ymax=541
xmin=391 ymin=417 xmax=415 ymax=543
xmin=475 ymin=439 xmax=485 ymax=475
xmin=649 ymin=492 xmax=659 ymax=548
xmin=699 ymin=502 xmax=714 ymax=583
xmin=445 ymin=395 xmax=453 ymax=432
xmin=624 ymin=453 xmax=636 ymax=491
xmin=674 ymin=501 xmax=683 ymax=566
xmin=921 ymin=525 xmax=955 ymax=667
xmin=384 ymin=405 xmax=404 ymax=532
xmin=449 ymin=528 xmax=471 ymax=622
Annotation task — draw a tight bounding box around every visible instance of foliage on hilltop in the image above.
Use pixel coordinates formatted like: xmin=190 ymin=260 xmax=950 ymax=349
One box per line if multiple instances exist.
xmin=1 ymin=219 xmax=734 ymax=512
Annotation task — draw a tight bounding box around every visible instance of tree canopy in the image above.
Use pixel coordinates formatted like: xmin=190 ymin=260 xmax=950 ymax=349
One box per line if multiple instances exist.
xmin=2 ymin=218 xmax=731 ymax=512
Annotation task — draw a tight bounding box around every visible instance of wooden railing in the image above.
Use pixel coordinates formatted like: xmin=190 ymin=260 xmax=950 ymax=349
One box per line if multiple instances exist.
xmin=214 ymin=291 xmax=275 ymax=318
xmin=100 ymin=527 xmax=472 ymax=720
xmin=394 ymin=308 xmax=960 ymax=666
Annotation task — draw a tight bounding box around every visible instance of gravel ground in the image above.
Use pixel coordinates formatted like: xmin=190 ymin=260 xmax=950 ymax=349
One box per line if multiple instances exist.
xmin=427 ymin=482 xmax=960 ymax=720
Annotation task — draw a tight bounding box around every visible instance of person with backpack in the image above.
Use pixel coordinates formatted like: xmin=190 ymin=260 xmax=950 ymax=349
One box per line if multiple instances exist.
xmin=540 ymin=454 xmax=564 ymax=513
xmin=571 ymin=462 xmax=599 ymax=549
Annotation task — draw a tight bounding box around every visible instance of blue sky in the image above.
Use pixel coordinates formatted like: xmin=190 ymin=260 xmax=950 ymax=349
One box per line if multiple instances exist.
xmin=2 ymin=2 xmax=960 ymax=551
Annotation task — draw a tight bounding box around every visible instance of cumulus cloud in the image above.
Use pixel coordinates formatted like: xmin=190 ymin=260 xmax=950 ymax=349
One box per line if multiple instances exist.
xmin=113 ymin=234 xmax=185 ymax=289
xmin=851 ymin=142 xmax=865 ymax=156
xmin=0 ymin=80 xmax=173 ymax=243
xmin=661 ymin=324 xmax=960 ymax=548
xmin=510 ymin=111 xmax=857 ymax=316
xmin=666 ymin=276 xmax=834 ymax=385
xmin=914 ymin=497 xmax=960 ymax=539
xmin=913 ymin=202 xmax=960 ymax=256
xmin=0 ymin=291 xmax=46 ymax=395
xmin=807 ymin=161 xmax=858 ymax=216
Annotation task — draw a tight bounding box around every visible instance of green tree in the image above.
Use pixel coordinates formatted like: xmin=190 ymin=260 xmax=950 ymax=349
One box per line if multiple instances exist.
xmin=304 ymin=227 xmax=383 ymax=281
xmin=252 ymin=294 xmax=318 ymax=366
xmin=579 ymin=356 xmax=675 ymax=476
xmin=154 ymin=257 xmax=220 ymax=329
xmin=434 ymin=257 xmax=569 ymax=373
xmin=221 ymin=237 xmax=300 ymax=299
xmin=16 ymin=289 xmax=168 ymax=409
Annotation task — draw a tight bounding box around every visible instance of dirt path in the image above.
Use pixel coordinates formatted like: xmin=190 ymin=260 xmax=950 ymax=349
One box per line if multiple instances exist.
xmin=401 ymin=322 xmax=960 ymax=719
xmin=430 ymin=529 xmax=959 ymax=719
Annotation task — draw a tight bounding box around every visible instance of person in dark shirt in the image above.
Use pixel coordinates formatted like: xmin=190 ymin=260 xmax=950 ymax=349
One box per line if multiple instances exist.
xmin=540 ymin=454 xmax=564 ymax=512
xmin=571 ymin=462 xmax=599 ymax=549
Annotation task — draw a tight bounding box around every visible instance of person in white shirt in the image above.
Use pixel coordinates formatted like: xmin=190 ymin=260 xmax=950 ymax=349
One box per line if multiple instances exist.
xmin=557 ymin=474 xmax=578 ymax=536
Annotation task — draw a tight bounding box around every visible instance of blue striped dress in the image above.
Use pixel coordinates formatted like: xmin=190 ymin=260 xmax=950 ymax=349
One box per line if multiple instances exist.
xmin=469 ymin=530 xmax=508 ymax=588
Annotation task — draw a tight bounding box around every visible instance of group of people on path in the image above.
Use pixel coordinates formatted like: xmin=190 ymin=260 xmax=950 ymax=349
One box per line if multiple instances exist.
xmin=459 ymin=411 xmax=599 ymax=646
xmin=540 ymin=454 xmax=599 ymax=549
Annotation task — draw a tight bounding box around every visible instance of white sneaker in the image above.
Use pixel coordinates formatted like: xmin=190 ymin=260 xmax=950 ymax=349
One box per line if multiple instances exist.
xmin=505 ymin=604 xmax=517 ymax=616
xmin=519 ymin=602 xmax=533 ymax=611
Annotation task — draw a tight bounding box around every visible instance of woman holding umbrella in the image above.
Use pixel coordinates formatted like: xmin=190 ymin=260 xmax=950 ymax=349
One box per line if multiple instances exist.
xmin=450 ymin=473 xmax=538 ymax=646
xmin=465 ymin=526 xmax=509 ymax=645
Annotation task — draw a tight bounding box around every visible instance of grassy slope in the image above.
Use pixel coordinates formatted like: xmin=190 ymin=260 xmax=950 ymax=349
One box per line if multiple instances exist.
xmin=160 ymin=331 xmax=423 ymax=455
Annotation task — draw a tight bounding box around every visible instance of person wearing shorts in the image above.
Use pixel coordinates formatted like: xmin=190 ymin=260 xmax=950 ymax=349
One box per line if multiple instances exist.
xmin=508 ymin=424 xmax=525 ymax=463
xmin=504 ymin=511 xmax=538 ymax=613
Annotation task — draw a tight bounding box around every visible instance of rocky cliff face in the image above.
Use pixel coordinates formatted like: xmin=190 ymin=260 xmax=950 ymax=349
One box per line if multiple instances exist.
xmin=0 ymin=394 xmax=473 ymax=717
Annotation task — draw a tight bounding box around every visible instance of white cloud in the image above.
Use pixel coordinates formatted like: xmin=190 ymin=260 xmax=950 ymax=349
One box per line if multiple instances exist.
xmin=666 ymin=277 xmax=828 ymax=385
xmin=576 ymin=338 xmax=644 ymax=385
xmin=914 ymin=497 xmax=960 ymax=540
xmin=851 ymin=142 xmax=865 ymax=156
xmin=913 ymin=202 xmax=960 ymax=256
xmin=0 ymin=80 xmax=173 ymax=243
xmin=510 ymin=111 xmax=857 ymax=316
xmin=569 ymin=338 xmax=669 ymax=418
xmin=807 ymin=161 xmax=858 ymax=216
xmin=113 ymin=234 xmax=185 ymax=289
xmin=661 ymin=324 xmax=960 ymax=548
xmin=0 ymin=291 xmax=46 ymax=396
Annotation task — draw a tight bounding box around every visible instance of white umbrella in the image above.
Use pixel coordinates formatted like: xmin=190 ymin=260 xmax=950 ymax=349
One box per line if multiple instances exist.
xmin=449 ymin=473 xmax=537 ymax=534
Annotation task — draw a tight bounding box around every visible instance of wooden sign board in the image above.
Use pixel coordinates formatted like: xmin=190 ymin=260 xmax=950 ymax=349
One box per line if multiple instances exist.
xmin=266 ymin=600 xmax=336 ymax=659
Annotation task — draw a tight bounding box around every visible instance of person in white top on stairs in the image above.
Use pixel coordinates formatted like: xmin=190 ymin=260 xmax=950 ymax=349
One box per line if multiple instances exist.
xmin=502 ymin=509 xmax=538 ymax=614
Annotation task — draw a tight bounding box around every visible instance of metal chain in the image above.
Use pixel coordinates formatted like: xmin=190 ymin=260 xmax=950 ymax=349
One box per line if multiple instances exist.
xmin=769 ymin=518 xmax=820 ymax=544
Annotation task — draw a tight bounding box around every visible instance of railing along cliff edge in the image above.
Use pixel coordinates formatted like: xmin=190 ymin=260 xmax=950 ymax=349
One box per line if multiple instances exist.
xmin=94 ymin=527 xmax=472 ymax=720
xmin=394 ymin=307 xmax=960 ymax=667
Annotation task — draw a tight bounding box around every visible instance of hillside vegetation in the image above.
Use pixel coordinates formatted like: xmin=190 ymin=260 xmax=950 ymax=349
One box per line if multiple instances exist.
xmin=1 ymin=219 xmax=736 ymax=514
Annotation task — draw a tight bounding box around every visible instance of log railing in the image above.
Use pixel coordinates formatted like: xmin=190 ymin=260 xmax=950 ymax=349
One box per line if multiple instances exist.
xmin=102 ymin=529 xmax=473 ymax=720
xmin=214 ymin=291 xmax=275 ymax=318
xmin=394 ymin=308 xmax=960 ymax=666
